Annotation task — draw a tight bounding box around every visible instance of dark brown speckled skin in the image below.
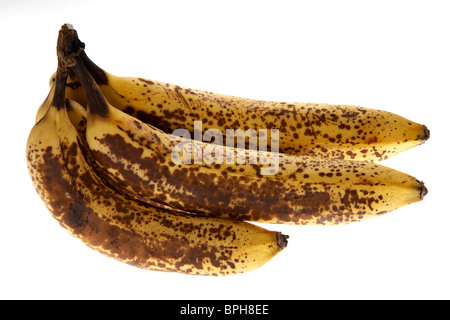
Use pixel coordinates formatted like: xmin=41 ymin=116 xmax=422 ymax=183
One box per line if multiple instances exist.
xmin=57 ymin=49 xmax=430 ymax=163
xmin=90 ymin=125 xmax=425 ymax=225
xmin=52 ymin=24 xmax=429 ymax=162
xmin=70 ymin=56 xmax=426 ymax=226
xmin=26 ymin=65 xmax=286 ymax=276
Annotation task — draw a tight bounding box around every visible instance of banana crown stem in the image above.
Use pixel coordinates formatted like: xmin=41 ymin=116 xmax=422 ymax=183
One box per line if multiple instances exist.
xmin=56 ymin=24 xmax=84 ymax=72
xmin=57 ymin=23 xmax=108 ymax=117
xmin=72 ymin=61 xmax=109 ymax=117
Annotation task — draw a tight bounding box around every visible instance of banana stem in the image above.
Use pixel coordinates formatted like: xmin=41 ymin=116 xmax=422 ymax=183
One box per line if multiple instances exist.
xmin=56 ymin=23 xmax=108 ymax=117
xmin=53 ymin=68 xmax=68 ymax=111
xmin=56 ymin=23 xmax=84 ymax=72
xmin=79 ymin=51 xmax=109 ymax=86
xmin=71 ymin=60 xmax=109 ymax=117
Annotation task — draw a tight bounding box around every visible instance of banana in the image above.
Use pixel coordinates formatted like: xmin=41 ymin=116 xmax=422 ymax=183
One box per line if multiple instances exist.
xmin=47 ymin=30 xmax=429 ymax=162
xmin=69 ymin=52 xmax=427 ymax=226
xmin=26 ymin=67 xmax=287 ymax=276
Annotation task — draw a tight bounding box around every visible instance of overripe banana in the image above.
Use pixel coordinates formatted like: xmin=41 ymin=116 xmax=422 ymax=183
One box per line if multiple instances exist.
xmin=27 ymin=23 xmax=431 ymax=276
xmin=69 ymin=52 xmax=427 ymax=226
xmin=49 ymin=41 xmax=429 ymax=162
xmin=26 ymin=66 xmax=287 ymax=276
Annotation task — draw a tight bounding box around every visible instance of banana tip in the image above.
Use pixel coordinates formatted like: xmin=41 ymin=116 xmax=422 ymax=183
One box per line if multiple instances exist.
xmin=419 ymin=181 xmax=428 ymax=200
xmin=277 ymin=232 xmax=289 ymax=250
xmin=421 ymin=125 xmax=430 ymax=142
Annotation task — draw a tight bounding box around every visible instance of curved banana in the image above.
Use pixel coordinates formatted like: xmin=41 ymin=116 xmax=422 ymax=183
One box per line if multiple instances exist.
xmin=71 ymin=56 xmax=427 ymax=226
xmin=26 ymin=68 xmax=287 ymax=276
xmin=48 ymin=47 xmax=429 ymax=162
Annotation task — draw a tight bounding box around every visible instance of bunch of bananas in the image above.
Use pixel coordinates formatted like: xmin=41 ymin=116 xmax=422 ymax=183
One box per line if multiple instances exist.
xmin=26 ymin=24 xmax=429 ymax=276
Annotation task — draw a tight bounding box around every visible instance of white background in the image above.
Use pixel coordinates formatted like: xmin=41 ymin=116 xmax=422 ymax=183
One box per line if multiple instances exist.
xmin=1 ymin=0 xmax=448 ymax=300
